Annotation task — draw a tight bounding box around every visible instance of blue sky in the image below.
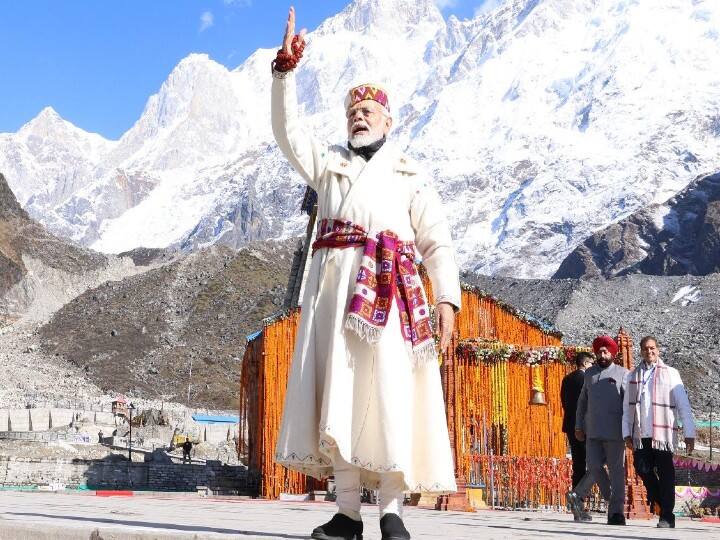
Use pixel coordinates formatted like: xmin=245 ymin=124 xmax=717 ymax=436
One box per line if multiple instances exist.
xmin=0 ymin=1 xmax=491 ymax=139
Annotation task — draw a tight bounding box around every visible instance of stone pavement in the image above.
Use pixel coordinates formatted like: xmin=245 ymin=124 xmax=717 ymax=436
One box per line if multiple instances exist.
xmin=0 ymin=491 xmax=716 ymax=539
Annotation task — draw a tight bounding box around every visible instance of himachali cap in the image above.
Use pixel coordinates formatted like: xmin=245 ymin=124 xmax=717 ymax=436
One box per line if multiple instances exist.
xmin=345 ymin=83 xmax=390 ymax=114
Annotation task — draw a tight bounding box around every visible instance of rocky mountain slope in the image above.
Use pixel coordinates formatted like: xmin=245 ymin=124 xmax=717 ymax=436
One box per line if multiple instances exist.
xmin=1 ymin=164 xmax=298 ymax=410
xmin=554 ymin=171 xmax=720 ymax=278
xmin=2 ymin=0 xmax=719 ymax=277
xmin=0 ymin=173 xmax=137 ymax=324
xmin=464 ymin=271 xmax=720 ymax=413
xmin=39 ymin=240 xmax=297 ymax=409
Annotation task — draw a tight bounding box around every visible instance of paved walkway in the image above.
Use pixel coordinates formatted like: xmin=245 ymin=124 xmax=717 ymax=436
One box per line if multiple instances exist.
xmin=0 ymin=492 xmax=716 ymax=539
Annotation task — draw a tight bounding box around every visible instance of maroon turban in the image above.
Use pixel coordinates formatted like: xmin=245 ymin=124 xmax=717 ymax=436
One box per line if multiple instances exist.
xmin=592 ymin=335 xmax=618 ymax=357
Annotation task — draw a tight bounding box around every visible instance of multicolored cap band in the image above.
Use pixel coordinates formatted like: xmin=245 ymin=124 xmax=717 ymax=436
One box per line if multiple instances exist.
xmin=345 ymin=83 xmax=390 ymax=113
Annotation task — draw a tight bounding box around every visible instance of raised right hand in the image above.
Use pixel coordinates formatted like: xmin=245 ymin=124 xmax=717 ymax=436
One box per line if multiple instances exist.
xmin=283 ymin=6 xmax=306 ymax=55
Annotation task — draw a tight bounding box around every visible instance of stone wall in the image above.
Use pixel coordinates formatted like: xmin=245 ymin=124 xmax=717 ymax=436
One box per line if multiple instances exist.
xmin=0 ymin=408 xmax=112 ymax=432
xmin=0 ymin=431 xmax=92 ymax=443
xmin=0 ymin=457 xmax=258 ymax=495
xmin=0 ymin=407 xmax=239 ymax=445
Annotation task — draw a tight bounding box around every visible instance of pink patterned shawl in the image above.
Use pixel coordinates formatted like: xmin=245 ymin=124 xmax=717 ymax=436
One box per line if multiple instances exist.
xmin=312 ymin=219 xmax=436 ymax=365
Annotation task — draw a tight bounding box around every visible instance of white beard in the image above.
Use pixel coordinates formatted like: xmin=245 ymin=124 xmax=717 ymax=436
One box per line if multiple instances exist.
xmin=349 ymin=127 xmax=384 ymax=148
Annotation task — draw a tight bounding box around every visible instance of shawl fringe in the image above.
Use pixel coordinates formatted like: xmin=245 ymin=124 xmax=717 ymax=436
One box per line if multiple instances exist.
xmin=345 ymin=313 xmax=382 ymax=343
xmin=345 ymin=314 xmax=438 ymax=369
xmin=411 ymin=340 xmax=439 ymax=369
xmin=652 ymin=439 xmax=674 ymax=452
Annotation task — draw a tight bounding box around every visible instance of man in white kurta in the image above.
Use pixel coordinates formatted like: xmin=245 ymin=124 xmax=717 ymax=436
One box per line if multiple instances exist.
xmin=622 ymin=336 xmax=696 ymax=529
xmin=271 ymin=8 xmax=460 ymax=540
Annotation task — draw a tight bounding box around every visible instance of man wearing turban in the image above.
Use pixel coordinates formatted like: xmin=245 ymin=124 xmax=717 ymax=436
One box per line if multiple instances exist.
xmin=568 ymin=336 xmax=629 ymax=526
xmin=270 ymin=7 xmax=461 ymax=540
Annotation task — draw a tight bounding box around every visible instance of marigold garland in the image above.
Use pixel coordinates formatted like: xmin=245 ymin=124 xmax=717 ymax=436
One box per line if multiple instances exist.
xmin=240 ymin=308 xmax=323 ymax=498
xmin=450 ymin=341 xmax=587 ymax=495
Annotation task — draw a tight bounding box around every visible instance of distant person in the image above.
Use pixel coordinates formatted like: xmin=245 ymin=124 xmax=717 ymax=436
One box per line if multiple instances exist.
xmin=560 ymin=351 xmax=593 ymax=491
xmin=569 ymin=336 xmax=629 ymax=526
xmin=623 ymin=336 xmax=696 ymax=529
xmin=182 ymin=437 xmax=193 ymax=464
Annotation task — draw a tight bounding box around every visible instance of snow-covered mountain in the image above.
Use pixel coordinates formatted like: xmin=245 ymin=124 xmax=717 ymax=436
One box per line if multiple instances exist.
xmin=554 ymin=170 xmax=720 ymax=278
xmin=2 ymin=0 xmax=720 ymax=277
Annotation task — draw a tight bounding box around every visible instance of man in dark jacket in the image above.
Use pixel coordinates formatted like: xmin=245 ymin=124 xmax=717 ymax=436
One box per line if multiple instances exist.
xmin=570 ymin=335 xmax=629 ymax=526
xmin=561 ymin=351 xmax=594 ymax=489
xmin=182 ymin=437 xmax=193 ymax=464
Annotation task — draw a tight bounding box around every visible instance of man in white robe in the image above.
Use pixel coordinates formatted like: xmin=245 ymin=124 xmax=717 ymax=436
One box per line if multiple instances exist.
xmin=271 ymin=8 xmax=461 ymax=540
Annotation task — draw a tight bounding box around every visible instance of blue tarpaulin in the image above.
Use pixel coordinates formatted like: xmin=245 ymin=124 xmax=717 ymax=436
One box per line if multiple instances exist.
xmin=191 ymin=414 xmax=239 ymax=424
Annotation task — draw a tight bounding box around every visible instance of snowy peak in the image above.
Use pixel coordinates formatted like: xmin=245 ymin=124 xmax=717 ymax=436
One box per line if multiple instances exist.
xmin=129 ymin=53 xmax=232 ymax=134
xmin=1 ymin=105 xmax=113 ymax=208
xmin=15 ymin=105 xmax=112 ymax=158
xmin=111 ymin=53 xmax=250 ymax=169
xmin=24 ymin=106 xmax=62 ymax=127
xmin=20 ymin=106 xmax=86 ymax=141
xmin=317 ymin=0 xmax=443 ymax=35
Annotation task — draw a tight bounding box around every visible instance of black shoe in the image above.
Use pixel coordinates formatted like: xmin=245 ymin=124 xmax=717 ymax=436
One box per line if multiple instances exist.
xmin=607 ymin=513 xmax=626 ymax=526
xmin=311 ymin=513 xmax=363 ymax=540
xmin=380 ymin=513 xmax=411 ymax=540
xmin=565 ymin=491 xmax=584 ymax=520
xmin=657 ymin=519 xmax=675 ymax=528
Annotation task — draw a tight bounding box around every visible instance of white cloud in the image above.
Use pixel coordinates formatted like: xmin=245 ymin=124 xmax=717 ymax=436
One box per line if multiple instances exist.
xmin=199 ymin=11 xmax=214 ymax=32
xmin=224 ymin=0 xmax=252 ymax=6
xmin=475 ymin=0 xmax=504 ymax=17
xmin=434 ymin=0 xmax=457 ymax=9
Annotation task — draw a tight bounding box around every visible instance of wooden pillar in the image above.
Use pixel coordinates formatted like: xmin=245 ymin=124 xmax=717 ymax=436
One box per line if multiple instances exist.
xmin=616 ymin=328 xmax=653 ymax=520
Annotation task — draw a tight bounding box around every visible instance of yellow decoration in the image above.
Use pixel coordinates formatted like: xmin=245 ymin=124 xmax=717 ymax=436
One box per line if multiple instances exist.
xmin=531 ymin=365 xmax=544 ymax=392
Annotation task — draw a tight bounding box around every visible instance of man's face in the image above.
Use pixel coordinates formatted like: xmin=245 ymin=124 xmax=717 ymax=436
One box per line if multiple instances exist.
xmin=582 ymin=357 xmax=593 ymax=370
xmin=640 ymin=339 xmax=659 ymax=364
xmin=346 ymin=99 xmax=392 ymax=147
xmin=595 ymin=347 xmax=614 ymax=368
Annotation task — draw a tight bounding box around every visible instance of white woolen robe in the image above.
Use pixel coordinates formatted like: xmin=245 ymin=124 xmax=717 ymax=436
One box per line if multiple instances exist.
xmin=272 ymin=70 xmax=461 ymax=493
